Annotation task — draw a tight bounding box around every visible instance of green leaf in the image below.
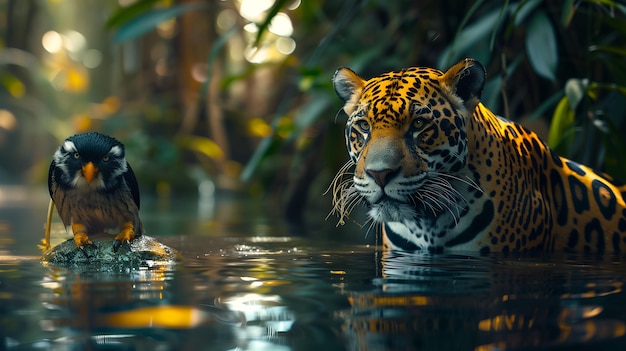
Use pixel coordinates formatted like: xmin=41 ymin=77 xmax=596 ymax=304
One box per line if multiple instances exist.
xmin=527 ymin=91 xmax=563 ymax=121
xmin=240 ymin=135 xmax=280 ymax=182
xmin=525 ymin=11 xmax=558 ymax=81
xmin=200 ymin=26 xmax=238 ymax=97
xmin=548 ymin=97 xmax=576 ymax=151
xmin=454 ymin=0 xmax=487 ymax=39
xmin=113 ymin=3 xmax=207 ymax=43
xmin=583 ymin=0 xmax=618 ymax=6
xmin=598 ymin=112 xmax=626 ymax=182
xmin=240 ymin=95 xmax=332 ymax=183
xmin=489 ymin=0 xmax=509 ymax=51
xmin=560 ymin=0 xmax=576 ymax=27
xmin=588 ymin=82 xmax=626 ymax=98
xmin=292 ymin=94 xmax=331 ymax=134
xmin=481 ymin=54 xmax=524 ymax=114
xmin=512 ymin=0 xmax=542 ymax=26
xmin=438 ymin=7 xmax=500 ymax=68
xmin=106 ymin=0 xmax=163 ymax=28
xmin=589 ymin=45 xmax=626 ymax=57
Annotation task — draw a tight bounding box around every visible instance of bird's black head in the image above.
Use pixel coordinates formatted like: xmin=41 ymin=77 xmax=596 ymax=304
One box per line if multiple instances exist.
xmin=52 ymin=132 xmax=128 ymax=190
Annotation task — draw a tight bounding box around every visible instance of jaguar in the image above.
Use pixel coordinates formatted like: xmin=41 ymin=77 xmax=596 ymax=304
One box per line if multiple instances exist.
xmin=330 ymin=58 xmax=626 ymax=253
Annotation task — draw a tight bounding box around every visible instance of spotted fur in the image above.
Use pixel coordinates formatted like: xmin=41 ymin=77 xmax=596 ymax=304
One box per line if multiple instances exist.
xmin=330 ymin=58 xmax=626 ymax=253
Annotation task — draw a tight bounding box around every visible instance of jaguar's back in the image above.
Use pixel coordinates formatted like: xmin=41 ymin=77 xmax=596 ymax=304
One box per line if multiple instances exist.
xmin=331 ymin=58 xmax=626 ymax=253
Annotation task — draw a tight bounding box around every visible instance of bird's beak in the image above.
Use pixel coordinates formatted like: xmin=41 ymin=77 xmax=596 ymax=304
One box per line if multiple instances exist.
xmin=82 ymin=162 xmax=99 ymax=184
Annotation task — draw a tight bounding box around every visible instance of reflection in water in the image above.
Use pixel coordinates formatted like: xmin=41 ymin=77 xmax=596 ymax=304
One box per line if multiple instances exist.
xmin=1 ymin=187 xmax=626 ymax=350
xmin=341 ymin=250 xmax=626 ymax=351
xmin=41 ymin=267 xmax=173 ymax=328
xmin=218 ymin=293 xmax=295 ymax=348
xmin=99 ymin=305 xmax=208 ymax=329
xmin=37 ymin=264 xmax=236 ymax=349
xmin=26 ymin=239 xmax=350 ymax=350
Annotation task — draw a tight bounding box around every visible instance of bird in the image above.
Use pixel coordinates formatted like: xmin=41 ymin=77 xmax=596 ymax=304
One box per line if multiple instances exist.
xmin=48 ymin=132 xmax=143 ymax=252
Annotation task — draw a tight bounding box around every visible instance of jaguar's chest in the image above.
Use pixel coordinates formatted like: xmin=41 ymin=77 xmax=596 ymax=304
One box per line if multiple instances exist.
xmin=380 ymin=187 xmax=495 ymax=251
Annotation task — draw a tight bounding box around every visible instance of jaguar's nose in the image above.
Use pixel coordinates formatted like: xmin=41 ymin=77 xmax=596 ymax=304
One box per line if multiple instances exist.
xmin=366 ymin=168 xmax=400 ymax=187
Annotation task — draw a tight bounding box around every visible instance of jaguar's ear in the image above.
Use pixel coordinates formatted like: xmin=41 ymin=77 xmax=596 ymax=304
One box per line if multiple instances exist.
xmin=441 ymin=58 xmax=486 ymax=111
xmin=333 ymin=67 xmax=365 ymax=115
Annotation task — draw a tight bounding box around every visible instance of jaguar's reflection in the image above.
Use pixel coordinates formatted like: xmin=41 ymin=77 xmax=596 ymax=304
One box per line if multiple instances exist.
xmin=340 ymin=251 xmax=626 ymax=350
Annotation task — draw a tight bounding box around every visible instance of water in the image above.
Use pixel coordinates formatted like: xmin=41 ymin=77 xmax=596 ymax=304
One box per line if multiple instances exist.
xmin=1 ymin=186 xmax=626 ymax=350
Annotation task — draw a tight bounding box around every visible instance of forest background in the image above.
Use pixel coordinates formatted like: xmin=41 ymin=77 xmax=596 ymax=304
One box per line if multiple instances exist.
xmin=1 ymin=0 xmax=625 ymax=224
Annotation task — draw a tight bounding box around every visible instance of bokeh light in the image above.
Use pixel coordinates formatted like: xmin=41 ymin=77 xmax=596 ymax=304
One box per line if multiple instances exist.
xmin=287 ymin=0 xmax=301 ymax=10
xmin=237 ymin=3 xmax=297 ymax=64
xmin=243 ymin=23 xmax=258 ymax=34
xmin=217 ymin=9 xmax=237 ymax=32
xmin=42 ymin=31 xmax=63 ymax=53
xmin=276 ymin=37 xmax=296 ymax=55
xmin=83 ymin=49 xmax=102 ymax=69
xmin=239 ymin=0 xmax=275 ymax=22
xmin=62 ymin=30 xmax=86 ymax=53
xmin=157 ymin=19 xmax=177 ymax=39
xmin=268 ymin=12 xmax=293 ymax=37
xmin=101 ymin=96 xmax=121 ymax=115
xmin=244 ymin=46 xmax=268 ymax=64
xmin=0 ymin=110 xmax=17 ymax=131
xmin=191 ymin=63 xmax=208 ymax=83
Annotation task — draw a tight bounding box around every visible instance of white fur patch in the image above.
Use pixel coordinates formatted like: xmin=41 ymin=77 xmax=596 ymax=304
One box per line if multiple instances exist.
xmin=53 ymin=147 xmax=70 ymax=177
xmin=387 ymin=221 xmax=417 ymax=241
xmin=111 ymin=158 xmax=128 ymax=179
xmin=62 ymin=140 xmax=77 ymax=153
xmin=386 ymin=220 xmax=432 ymax=249
xmin=368 ymin=202 xmax=416 ymax=224
xmin=109 ymin=145 xmax=123 ymax=157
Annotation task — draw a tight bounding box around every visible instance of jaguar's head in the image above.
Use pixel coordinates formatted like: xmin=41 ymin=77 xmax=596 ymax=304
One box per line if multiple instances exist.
xmin=330 ymin=58 xmax=485 ymax=226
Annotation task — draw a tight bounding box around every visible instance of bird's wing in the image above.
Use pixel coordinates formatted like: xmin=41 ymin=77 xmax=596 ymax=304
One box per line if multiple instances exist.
xmin=47 ymin=160 xmax=56 ymax=199
xmin=48 ymin=160 xmax=72 ymax=226
xmin=124 ymin=162 xmax=141 ymax=210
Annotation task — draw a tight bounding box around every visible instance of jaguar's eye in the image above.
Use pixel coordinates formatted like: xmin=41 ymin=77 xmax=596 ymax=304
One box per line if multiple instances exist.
xmin=73 ymin=152 xmax=80 ymax=159
xmin=412 ymin=117 xmax=426 ymax=131
xmin=355 ymin=119 xmax=370 ymax=132
xmin=103 ymin=155 xmax=110 ymax=162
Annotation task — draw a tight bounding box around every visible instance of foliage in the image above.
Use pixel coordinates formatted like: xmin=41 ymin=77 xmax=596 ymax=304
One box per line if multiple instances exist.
xmin=2 ymin=0 xmax=626 ymax=203
xmin=438 ymin=0 xmax=626 ymax=179
xmin=233 ymin=0 xmax=626 ymax=190
xmin=103 ymin=0 xmax=453 ymax=200
xmin=229 ymin=0 xmax=626 ymax=186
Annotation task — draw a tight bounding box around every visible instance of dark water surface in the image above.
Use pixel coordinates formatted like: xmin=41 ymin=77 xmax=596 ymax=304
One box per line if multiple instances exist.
xmin=1 ymin=186 xmax=626 ymax=350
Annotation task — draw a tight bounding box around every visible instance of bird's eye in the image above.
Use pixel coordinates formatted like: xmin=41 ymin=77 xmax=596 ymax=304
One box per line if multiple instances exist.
xmin=73 ymin=152 xmax=80 ymax=159
xmin=103 ymin=155 xmax=110 ymax=162
xmin=412 ymin=117 xmax=426 ymax=131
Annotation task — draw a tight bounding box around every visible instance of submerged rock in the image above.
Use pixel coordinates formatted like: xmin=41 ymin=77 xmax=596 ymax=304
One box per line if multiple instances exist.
xmin=41 ymin=235 xmax=181 ymax=270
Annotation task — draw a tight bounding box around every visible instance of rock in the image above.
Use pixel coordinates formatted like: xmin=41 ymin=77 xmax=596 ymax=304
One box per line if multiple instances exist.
xmin=41 ymin=235 xmax=181 ymax=271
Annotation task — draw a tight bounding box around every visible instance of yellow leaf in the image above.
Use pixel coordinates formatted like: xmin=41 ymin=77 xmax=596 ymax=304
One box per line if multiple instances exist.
xmin=66 ymin=67 xmax=88 ymax=93
xmin=179 ymin=136 xmax=224 ymax=161
xmin=248 ymin=117 xmax=273 ymax=137
xmin=548 ymin=97 xmax=575 ymax=150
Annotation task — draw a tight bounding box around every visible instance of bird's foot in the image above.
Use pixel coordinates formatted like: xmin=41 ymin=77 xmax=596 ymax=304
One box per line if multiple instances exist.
xmin=73 ymin=233 xmax=96 ymax=259
xmin=113 ymin=222 xmax=137 ymax=252
xmin=71 ymin=224 xmax=95 ymax=259
xmin=73 ymin=231 xmax=94 ymax=248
